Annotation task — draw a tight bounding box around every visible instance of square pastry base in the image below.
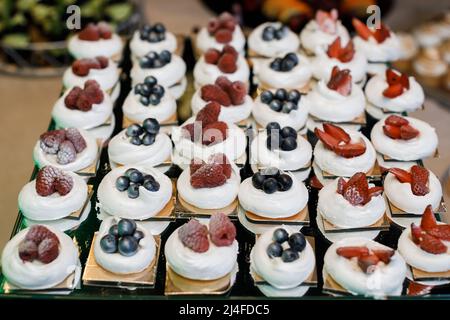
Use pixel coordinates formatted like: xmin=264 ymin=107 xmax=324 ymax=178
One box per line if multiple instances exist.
xmin=321 ymin=213 xmax=390 ymax=233
xmin=244 ymin=206 xmax=310 ymax=226
xmin=75 ymin=139 xmax=103 ymax=178
xmin=122 ymin=113 xmax=179 ymax=135
xmin=141 ymin=196 xmax=176 ymax=222
xmin=308 ymin=112 xmax=367 ymax=127
xmin=175 ymin=195 xmax=239 ymax=219
xmin=386 ymin=196 xmax=447 ymax=218
xmin=322 ymin=270 xmax=353 ymax=296
xmin=320 ymin=161 xmax=382 ymax=182
xmin=410 ymin=266 xmax=450 ymax=283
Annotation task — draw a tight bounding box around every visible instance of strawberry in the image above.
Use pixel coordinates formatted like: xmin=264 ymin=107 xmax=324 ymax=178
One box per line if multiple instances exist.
xmin=400 ymin=124 xmax=419 ymax=140
xmin=314 ymin=128 xmax=339 ymax=150
xmin=352 ymin=18 xmax=372 ymax=40
xmin=190 ymin=158 xmax=205 ymax=175
xmin=358 ymin=254 xmax=380 ymax=274
xmin=411 ymin=165 xmax=429 ymax=196
xmin=337 ymin=177 xmax=346 ymax=195
xmin=217 ymin=53 xmax=237 ymax=73
xmin=383 ymin=124 xmax=401 ymax=139
xmin=388 ymin=168 xmax=412 ymax=183
xmin=333 ymin=141 xmax=366 ymax=158
xmin=373 ymin=24 xmax=391 ymax=43
xmin=385 ymin=114 xmax=409 ymax=127
xmin=400 ymin=73 xmax=410 ymax=90
xmin=407 ymin=282 xmax=432 ymax=296
xmin=200 ymin=84 xmax=231 ymax=106
xmin=326 ymin=37 xmax=354 ymax=62
xmin=190 ymin=164 xmax=227 ymax=188
xmin=342 ymin=172 xmax=369 ymax=206
xmin=323 ymin=123 xmax=351 ymax=144
xmin=228 ymin=81 xmax=247 ymax=105
xmin=411 ymin=223 xmax=424 ymax=244
xmin=368 ymin=186 xmax=384 ymax=199
xmin=372 ymin=249 xmax=394 ymax=264
xmin=339 ymin=40 xmax=355 ymax=63
xmin=419 ymin=233 xmax=447 ymax=254
xmin=202 ymin=121 xmax=228 ymax=145
xmin=428 ymin=225 xmax=450 ymax=241
xmin=336 ymin=246 xmax=370 ymax=259
xmin=420 ymin=205 xmax=437 ymax=231
xmin=208 ymin=153 xmax=232 ymax=178
xmin=310 ymin=175 xmax=324 ymax=189
xmin=386 ymin=69 xmax=401 ymax=85
xmin=327 ymin=37 xmax=341 ymax=59
xmin=204 ymin=48 xmax=221 ymax=64
xmin=327 ymin=67 xmax=352 ymax=96
xmin=214 ymin=29 xmax=232 ymax=43
xmin=78 ymin=23 xmax=100 ymax=41
xmin=383 ymin=83 xmax=404 ymax=98
xmin=196 ymin=101 xmax=221 ymax=125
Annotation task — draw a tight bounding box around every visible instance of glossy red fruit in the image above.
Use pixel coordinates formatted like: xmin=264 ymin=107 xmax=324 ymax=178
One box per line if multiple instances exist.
xmin=352 ymin=18 xmax=372 ymax=40
xmin=373 ymin=24 xmax=391 ymax=43
xmin=411 ymin=165 xmax=429 ymax=196
xmin=323 ymin=123 xmax=351 ymax=144
xmin=385 ymin=114 xmax=409 ymax=127
xmin=327 ymin=67 xmax=352 ymax=96
xmin=342 ymin=172 xmax=369 ymax=205
xmin=388 ymin=168 xmax=412 ymax=183
xmin=386 ymin=69 xmax=401 ymax=85
xmin=411 ymin=223 xmax=424 ymax=244
xmin=314 ymin=128 xmax=339 ymax=150
xmin=383 ymin=83 xmax=404 ymax=98
xmin=337 ymin=177 xmax=346 ymax=195
xmin=372 ymin=249 xmax=394 ymax=264
xmin=339 ymin=40 xmax=355 ymax=63
xmin=358 ymin=254 xmax=380 ymax=274
xmin=333 ymin=141 xmax=366 ymax=158
xmin=407 ymin=282 xmax=432 ymax=296
xmin=419 ymin=233 xmax=447 ymax=254
xmin=336 ymin=246 xmax=370 ymax=258
xmin=327 ymin=37 xmax=341 ymax=59
xmin=400 ymin=124 xmax=419 ymax=140
xmin=428 ymin=225 xmax=450 ymax=241
xmin=420 ymin=205 xmax=437 ymax=231
xmin=368 ymin=186 xmax=384 ymax=199
xmin=383 ymin=124 xmax=401 ymax=139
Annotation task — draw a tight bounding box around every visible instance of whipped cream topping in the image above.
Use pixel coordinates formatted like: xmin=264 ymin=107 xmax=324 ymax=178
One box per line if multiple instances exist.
xmin=97 ymin=165 xmax=173 ymax=220
xmin=300 ymin=20 xmax=350 ymax=54
xmin=130 ymin=30 xmax=178 ymax=58
xmin=250 ymin=226 xmax=315 ymax=289
xmin=258 ymin=54 xmax=312 ymax=89
xmin=108 ymin=129 xmax=172 ymax=167
xmin=324 ymin=237 xmax=406 ymax=297
xmin=193 ymin=55 xmax=250 ymax=88
xmin=68 ymin=34 xmax=123 ymax=60
xmin=196 ymin=26 xmax=246 ymax=54
xmin=248 ymin=22 xmax=300 ymax=58
xmin=94 ymin=217 xmax=156 ymax=274
xmin=1 ymin=227 xmax=79 ymax=290
xmin=238 ymin=173 xmax=308 ymax=218
xmin=370 ymin=116 xmax=438 ymax=161
xmin=384 ymin=169 xmax=443 ymax=215
xmin=365 ymin=74 xmax=425 ymax=113
xmin=302 ymin=80 xmax=365 ymax=122
xmin=177 ymin=166 xmax=240 ymax=209
xmin=314 ymin=131 xmax=376 ymax=177
xmin=18 ymin=172 xmax=88 ymax=221
xmin=165 ymin=223 xmax=239 ymax=280
xmin=62 ymin=60 xmax=119 ymax=92
xmin=353 ymin=34 xmax=401 ymax=63
xmin=318 ymin=178 xmax=386 ymax=228
xmin=33 ymin=129 xmax=98 ymax=172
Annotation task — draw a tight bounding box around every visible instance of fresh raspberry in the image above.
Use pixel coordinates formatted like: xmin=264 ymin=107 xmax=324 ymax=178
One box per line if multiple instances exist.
xmin=209 ymin=213 xmax=236 ymax=246
xmin=84 ymin=80 xmax=104 ymax=104
xmin=178 ymin=219 xmax=209 ymax=253
xmin=214 ymin=29 xmax=232 ymax=43
xmin=207 ymin=19 xmax=220 ymax=35
xmin=55 ymin=173 xmax=74 ymax=196
xmin=200 ymin=84 xmax=231 ymax=106
xmin=57 ymin=140 xmax=77 ymax=165
xmin=25 ymin=225 xmax=59 ymax=244
xmin=195 ymin=101 xmax=221 ymax=125
xmin=411 ymin=165 xmax=429 ymax=196
xmin=39 ymin=129 xmax=66 ymax=154
xmin=190 ymin=164 xmax=227 ymax=188
xmin=190 ymin=158 xmax=205 ymax=175
xmin=217 ymin=53 xmax=237 ymax=73
xmin=96 ymin=56 xmax=109 ymax=68
xmin=204 ymin=48 xmax=221 ymax=64
xmin=97 ymin=22 xmax=113 ymax=39
xmin=37 ymin=237 xmax=60 ymax=263
xmin=18 ymin=240 xmax=38 ymax=262
xmin=72 ymin=60 xmax=91 ymax=76
xmin=221 ymin=18 xmax=236 ymax=32
xmin=75 ymin=92 xmax=93 ymax=111
xmin=208 ymin=153 xmax=232 ymax=178
xmin=228 ymin=81 xmax=246 ymax=105
xmin=215 ymin=76 xmax=232 ymax=92
xmin=64 ymin=87 xmax=82 ymax=109
xmin=182 ymin=123 xmax=196 ymax=142
xmin=202 ymin=121 xmax=228 ymax=145
xmin=342 ymin=172 xmax=369 ymax=206
xmin=35 ymin=166 xmax=60 ymax=196
xmin=222 ymin=45 xmax=238 ymax=58
xmin=65 ymin=128 xmax=87 ymax=153
xmin=78 ymin=23 xmax=100 ymax=41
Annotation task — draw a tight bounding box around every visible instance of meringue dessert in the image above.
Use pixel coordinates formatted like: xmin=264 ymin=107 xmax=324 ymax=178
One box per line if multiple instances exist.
xmin=108 ymin=118 xmax=172 ymax=169
xmin=191 ymin=76 xmax=252 ymax=125
xmin=52 ymin=80 xmax=114 ymax=143
xmin=239 ymin=168 xmax=308 ymax=219
xmin=33 ymin=128 xmax=98 ymax=174
xmin=365 ymin=68 xmax=425 ymax=120
xmin=165 ymin=215 xmax=238 ymax=293
xmin=250 ymin=227 xmax=315 ymax=297
xmin=193 ymin=45 xmax=250 ymax=89
xmin=195 ymin=12 xmax=245 ymax=56
xmin=130 ymin=23 xmax=178 ymax=59
xmin=385 ymin=166 xmax=443 ymax=215
xmin=130 ymin=50 xmax=187 ymax=99
xmin=392 ymin=32 xmax=419 ymax=72
xmin=313 ymin=124 xmax=376 ymax=185
xmin=1 ymin=225 xmax=80 ymax=290
xmin=68 ymin=22 xmax=123 ymax=61
xmin=252 ymin=88 xmax=308 ymax=132
xmin=177 ymin=154 xmax=240 ymax=211
xmin=413 ymin=47 xmax=448 ymax=88
xmin=97 ymin=166 xmax=173 ymax=220
xmin=371 ymin=115 xmax=438 ymax=162
xmin=323 ymin=237 xmax=406 ymax=297
xmin=94 ymin=217 xmax=156 ymax=275
xmin=250 ymin=122 xmax=312 ymax=181
xmin=300 ymin=9 xmax=350 ymax=55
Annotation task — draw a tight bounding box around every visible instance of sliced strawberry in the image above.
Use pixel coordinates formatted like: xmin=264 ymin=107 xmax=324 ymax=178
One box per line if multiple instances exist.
xmin=352 ymin=18 xmax=372 ymax=40
xmin=323 ymin=123 xmax=351 ymax=144
xmin=400 ymin=74 xmax=410 ymax=90
xmin=372 ymin=249 xmax=394 ymax=264
xmin=336 ymin=246 xmax=370 ymax=259
xmin=373 ymin=24 xmax=391 ymax=43
xmin=310 ymin=175 xmax=323 ymax=189
xmin=327 ymin=67 xmax=352 ymax=96
xmin=383 ymin=83 xmax=404 ymax=98
xmin=368 ymin=186 xmax=384 ymax=199
xmin=386 ymin=69 xmax=401 ymax=85
xmin=400 ymin=124 xmax=419 ymax=140
xmin=383 ymin=124 xmax=401 ymax=139
xmin=407 ymin=282 xmax=433 ymax=296
xmin=314 ymin=128 xmax=339 ymax=150
xmin=333 ymin=141 xmax=366 ymax=158
xmin=337 ymin=177 xmax=346 ymax=195
xmin=385 ymin=114 xmax=409 ymax=127
xmin=428 ymin=225 xmax=450 ymax=241
xmin=388 ymin=168 xmax=412 ymax=183
xmin=358 ymin=254 xmax=380 ymax=274
xmin=411 ymin=165 xmax=429 ymax=196
xmin=419 ymin=233 xmax=447 ymax=255
xmin=339 ymin=40 xmax=355 ymax=63
xmin=420 ymin=205 xmax=437 ymax=231
xmin=342 ymin=172 xmax=369 ymax=205
xmin=411 ymin=223 xmax=424 ymax=244
xmin=327 ymin=37 xmax=341 ymax=59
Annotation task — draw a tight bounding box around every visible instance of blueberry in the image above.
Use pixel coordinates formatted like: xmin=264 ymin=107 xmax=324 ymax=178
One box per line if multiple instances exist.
xmin=281 ymin=58 xmax=296 ymax=72
xmin=152 ymin=59 xmax=163 ymax=68
xmin=127 ymin=183 xmax=140 ymax=199
xmin=146 ymin=52 xmax=158 ymax=61
xmin=153 ymin=23 xmax=166 ymax=33
xmin=280 ymin=126 xmax=297 ymax=138
xmin=266 ymin=242 xmax=283 ymax=258
xmin=275 ymin=88 xmax=287 ymax=101
xmin=285 ymin=52 xmax=299 ymax=65
xmin=266 ymin=131 xmax=280 ymax=150
xmin=270 ymin=58 xmax=282 ymax=71
xmin=277 ymin=174 xmax=293 ymax=191
xmin=128 ymin=169 xmax=144 ymax=183
xmin=109 ymin=224 xmax=119 ymax=237
xmin=126 ymin=124 xmax=144 ymax=137
xmin=281 ymin=101 xmax=296 ymax=113
xmin=148 ymin=32 xmax=159 ymax=43
xmin=140 ymin=30 xmax=149 ymax=41
xmin=139 ymin=56 xmax=151 ymax=68
xmin=266 ymin=122 xmax=281 ymax=134
xmin=143 ymin=118 xmax=160 ymax=134
xmin=281 ymin=136 xmax=298 ymax=151
xmin=262 ymin=26 xmax=275 ymax=41
xmin=115 ymin=176 xmax=130 ymax=191
xmin=152 ymin=84 xmax=165 ymax=98
xmin=118 ymin=219 xmax=137 ymax=236
xmin=118 ymin=236 xmax=139 ymax=257
xmin=260 ymin=90 xmax=273 ymax=104
xmin=281 ymin=248 xmax=299 ymax=262
xmin=133 ymin=230 xmax=145 ymax=242
xmin=141 ymin=133 xmax=156 ymax=146
xmin=263 ymin=177 xmax=279 ymax=194
xmin=261 ymin=167 xmax=280 ymax=178
xmin=143 ymin=174 xmax=155 ymax=183
xmin=157 ymin=33 xmax=166 ymax=42
xmin=144 ymin=179 xmax=160 ymax=192
xmin=125 ymin=168 xmax=139 ymax=178
xmin=287 ymin=89 xmax=301 ymax=103
xmin=100 ymin=234 xmax=117 ymax=253
xmin=274 ymin=27 xmax=286 ymax=40
xmin=140 ymin=83 xmax=151 ymax=96
xmin=252 ymin=172 xmax=266 ymax=189
xmin=142 ymin=24 xmax=152 ymax=33
xmin=139 ymin=95 xmax=150 ymax=106
xmin=273 ymin=228 xmax=289 ymax=243
xmin=144 ymin=76 xmax=157 ymax=87
xmin=289 ymin=232 xmax=306 ymax=252
xmin=149 ymin=94 xmax=161 ymax=105
xmin=134 ymin=84 xmax=143 ymax=95
xmin=269 ymin=99 xmax=282 ymax=112
xmin=159 ymin=50 xmax=172 ymax=63
xmin=130 ymin=136 xmax=142 ymax=145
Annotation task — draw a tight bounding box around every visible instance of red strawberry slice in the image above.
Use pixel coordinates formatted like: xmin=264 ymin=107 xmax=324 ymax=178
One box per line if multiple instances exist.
xmin=323 ymin=123 xmax=351 ymax=144
xmin=358 ymin=254 xmax=380 ymax=274
xmin=310 ymin=175 xmax=324 ymax=189
xmin=373 ymin=24 xmax=391 ymax=43
xmin=372 ymin=249 xmax=394 ymax=264
xmin=333 ymin=141 xmax=366 ymax=158
xmin=420 ymin=205 xmax=437 ymax=231
xmin=400 ymin=124 xmax=419 ymax=140
xmin=352 ymin=18 xmax=372 ymax=40
xmin=385 ymin=114 xmax=409 ymax=127
xmin=327 ymin=37 xmax=341 ymax=59
xmin=388 ymin=168 xmax=412 ymax=183
xmin=368 ymin=186 xmax=384 ymax=199
xmin=383 ymin=124 xmax=401 ymax=139
xmin=407 ymin=282 xmax=433 ymax=296
xmin=342 ymin=172 xmax=369 ymax=205
xmin=386 ymin=69 xmax=401 ymax=85
xmin=314 ymin=128 xmax=339 ymax=150
xmin=411 ymin=165 xmax=429 ymax=196
xmin=411 ymin=223 xmax=424 ymax=244
xmin=339 ymin=40 xmax=355 ymax=63
xmin=336 ymin=246 xmax=370 ymax=259
xmin=428 ymin=225 xmax=450 ymax=241
xmin=400 ymin=74 xmax=410 ymax=90
xmin=327 ymin=67 xmax=352 ymax=96
xmin=195 ymin=101 xmax=221 ymax=125
xmin=337 ymin=177 xmax=346 ymax=195
xmin=383 ymin=83 xmax=404 ymax=98
xmin=419 ymin=233 xmax=447 ymax=254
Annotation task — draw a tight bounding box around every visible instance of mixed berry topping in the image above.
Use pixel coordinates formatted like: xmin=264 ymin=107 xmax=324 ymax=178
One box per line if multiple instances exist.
xmin=265 ymin=122 xmax=298 ymax=151
xmin=261 ymin=24 xmax=288 ymax=41
xmin=19 ymin=225 xmax=60 ymax=264
xmin=314 ymin=123 xmax=366 ymax=158
xmin=40 ymin=128 xmax=87 ymax=165
xmin=190 ymin=153 xmax=232 ymax=189
xmin=125 ymin=118 xmax=160 ymax=146
xmin=100 ymin=219 xmax=143 ymax=257
xmin=269 ymin=52 xmax=298 ymax=72
xmin=336 ymin=172 xmax=383 ymax=206
xmin=336 ymin=245 xmax=394 ymax=274
xmin=204 ymin=45 xmax=238 ymax=73
xmin=139 ymin=50 xmax=172 ymax=69
xmin=327 ymin=66 xmax=352 ymax=96
xmin=78 ymin=22 xmax=112 ymax=41
xmin=352 ymin=18 xmax=391 ymax=44
xmin=134 ymin=76 xmax=165 ymax=106
xmin=36 ymin=166 xmax=74 ymax=197
xmin=207 ymin=12 xmax=237 ymax=44
xmin=72 ymin=56 xmax=109 ymax=77
xmin=266 ymin=228 xmax=306 ymax=262
xmin=260 ymin=88 xmax=301 ymax=113
xmin=139 ymin=23 xmax=166 ymax=42
xmin=201 ymin=76 xmax=246 ymax=106
xmin=64 ymin=79 xmax=104 ymax=111
xmin=315 ymin=9 xmax=338 ymax=34
xmin=382 ymin=69 xmax=410 ymax=98
xmin=382 ymin=115 xmax=419 ymax=140
xmin=388 ymin=165 xmax=430 ymax=196
xmin=115 ymin=168 xmax=160 ymax=199
xmin=326 ymin=37 xmax=355 ymax=63
xmin=252 ymin=168 xmax=293 ymax=194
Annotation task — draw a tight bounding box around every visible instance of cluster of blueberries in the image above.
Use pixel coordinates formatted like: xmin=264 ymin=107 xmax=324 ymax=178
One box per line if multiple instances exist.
xmin=126 ymin=118 xmax=160 ymax=146
xmin=260 ymin=88 xmax=301 ymax=114
xmin=100 ymin=219 xmax=144 ymax=257
xmin=266 ymin=122 xmax=298 ymax=151
xmin=266 ymin=228 xmax=306 ymax=263
xmin=139 ymin=23 xmax=166 ymax=42
xmin=134 ymin=76 xmax=165 ymax=107
xmin=252 ymin=167 xmax=293 ymax=194
xmin=139 ymin=50 xmax=172 ymax=69
xmin=269 ymin=52 xmax=299 ymax=72
xmin=261 ymin=24 xmax=288 ymax=41
xmin=116 ymin=168 xmax=160 ymax=199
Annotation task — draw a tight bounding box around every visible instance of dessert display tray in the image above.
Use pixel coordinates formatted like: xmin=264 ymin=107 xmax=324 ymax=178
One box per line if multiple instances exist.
xmin=1 ymin=37 xmax=449 ymax=301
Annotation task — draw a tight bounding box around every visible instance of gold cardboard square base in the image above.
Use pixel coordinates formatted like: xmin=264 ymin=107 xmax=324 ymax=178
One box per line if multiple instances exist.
xmin=176 ymin=195 xmax=239 ymax=218
xmin=322 ymin=214 xmax=390 ymax=233
xmin=321 ymin=162 xmax=382 ymax=181
xmin=244 ymin=206 xmax=309 ymax=226
xmin=322 ymin=271 xmax=352 ymax=296
xmin=122 ymin=113 xmax=178 ymax=129
xmin=75 ymin=139 xmax=103 ymax=177
xmin=309 ymin=112 xmax=367 ymax=126
xmin=65 ymin=185 xmax=94 ymax=220
xmin=2 ymin=272 xmax=78 ymax=294
xmin=386 ymin=196 xmax=447 ymax=218
xmin=411 ymin=266 xmax=450 ymax=282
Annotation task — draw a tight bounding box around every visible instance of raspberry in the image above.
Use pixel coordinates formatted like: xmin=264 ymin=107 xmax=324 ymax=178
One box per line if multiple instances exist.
xmin=84 ymin=80 xmax=104 ymax=104
xmin=178 ymin=220 xmax=209 ymax=253
xmin=25 ymin=225 xmax=59 ymax=244
xmin=204 ymin=48 xmax=221 ymax=64
xmin=195 ymin=101 xmax=221 ymax=125
xmin=228 ymin=81 xmax=246 ymax=105
xmin=65 ymin=128 xmax=87 ymax=153
xmin=411 ymin=165 xmax=430 ymax=196
xmin=78 ymin=23 xmax=100 ymax=41
xmin=222 ymin=45 xmax=238 ymax=59
xmin=209 ymin=213 xmax=236 ymax=246
xmin=221 ymin=18 xmax=236 ymax=32
xmin=217 ymin=53 xmax=237 ymax=73
xmin=190 ymin=158 xmax=205 ymax=175
xmin=97 ymin=22 xmax=113 ymax=39
xmin=96 ymin=56 xmax=109 ymax=68
xmin=55 ymin=173 xmax=74 ymax=196
xmin=208 ymin=153 xmax=232 ymax=178
xmin=37 ymin=237 xmax=60 ymax=263
xmin=35 ymin=166 xmax=60 ymax=196
xmin=39 ymin=129 xmax=66 ymax=154
xmin=200 ymin=84 xmax=231 ymax=106
xmin=202 ymin=121 xmax=228 ymax=146
xmin=76 ymin=92 xmax=93 ymax=111
xmin=182 ymin=123 xmax=196 ymax=142
xmin=72 ymin=60 xmax=91 ymax=76
xmin=219 ymin=12 xmax=235 ymax=24
xmin=214 ymin=29 xmax=232 ymax=43
xmin=18 ymin=240 xmax=38 ymax=262
xmin=57 ymin=140 xmax=77 ymax=165
xmin=190 ymin=164 xmax=227 ymax=188
xmin=207 ymin=19 xmax=220 ymax=35
xmin=64 ymin=87 xmax=82 ymax=109
xmin=215 ymin=76 xmax=232 ymax=92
